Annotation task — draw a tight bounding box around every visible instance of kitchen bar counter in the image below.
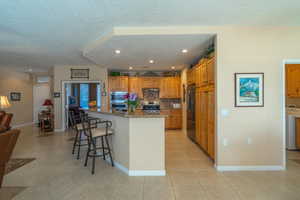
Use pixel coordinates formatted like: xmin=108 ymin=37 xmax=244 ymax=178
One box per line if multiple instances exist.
xmin=87 ymin=109 xmax=166 ymax=176
xmin=88 ymin=108 xmax=167 ymax=118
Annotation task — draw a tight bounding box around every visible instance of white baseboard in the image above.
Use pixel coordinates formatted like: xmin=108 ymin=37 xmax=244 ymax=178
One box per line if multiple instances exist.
xmin=106 ymin=160 xmax=166 ymax=176
xmin=128 ymin=170 xmax=166 ymax=176
xmin=12 ymin=122 xmax=34 ymax=128
xmin=216 ymin=165 xmax=285 ymax=171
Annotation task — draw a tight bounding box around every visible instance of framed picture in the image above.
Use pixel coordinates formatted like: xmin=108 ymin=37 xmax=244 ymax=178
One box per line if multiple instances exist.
xmin=235 ymin=73 xmax=264 ymax=107
xmin=71 ymin=69 xmax=89 ymax=79
xmin=10 ymin=92 xmax=21 ymax=101
xmin=53 ymin=92 xmax=60 ymax=98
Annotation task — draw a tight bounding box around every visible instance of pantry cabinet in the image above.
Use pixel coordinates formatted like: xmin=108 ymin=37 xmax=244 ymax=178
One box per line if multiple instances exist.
xmin=296 ymin=118 xmax=300 ymax=149
xmin=286 ymin=64 xmax=300 ymax=98
xmin=193 ymin=56 xmax=215 ymax=160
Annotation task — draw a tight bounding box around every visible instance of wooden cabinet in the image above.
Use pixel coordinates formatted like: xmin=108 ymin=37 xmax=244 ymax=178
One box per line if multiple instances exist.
xmin=207 ymin=90 xmax=215 ymax=159
xmin=191 ymin=56 xmax=215 ymax=160
xmin=108 ymin=76 xmax=181 ymax=99
xmin=199 ymin=90 xmax=208 ymax=151
xmin=141 ymin=77 xmax=160 ymax=89
xmin=108 ymin=76 xmax=128 ymax=92
xmin=286 ymin=64 xmax=300 ymax=97
xmin=187 ymin=68 xmax=196 ymax=85
xmin=199 ymin=63 xmax=208 ymax=87
xmin=160 ymin=77 xmax=181 ymax=98
xmin=207 ymin=58 xmax=215 ymax=85
xmin=129 ymin=77 xmax=142 ymax=97
xmin=296 ymin=118 xmax=300 ymax=149
xmin=161 ymin=109 xmax=182 ymax=129
xmin=195 ymin=89 xmax=201 ymax=144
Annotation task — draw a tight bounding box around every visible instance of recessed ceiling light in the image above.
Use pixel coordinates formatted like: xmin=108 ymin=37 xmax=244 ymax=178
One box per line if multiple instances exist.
xmin=171 ymin=66 xmax=175 ymax=70
xmin=182 ymin=49 xmax=188 ymax=53
xmin=115 ymin=49 xmax=121 ymax=54
xmin=129 ymin=66 xmax=133 ymax=70
xmin=149 ymin=60 xmax=154 ymax=64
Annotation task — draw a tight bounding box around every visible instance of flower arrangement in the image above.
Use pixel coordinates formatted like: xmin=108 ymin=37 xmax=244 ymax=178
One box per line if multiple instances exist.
xmin=127 ymin=93 xmax=138 ymax=112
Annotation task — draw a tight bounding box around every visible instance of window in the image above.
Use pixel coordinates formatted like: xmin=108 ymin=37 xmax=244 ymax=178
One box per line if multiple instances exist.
xmin=80 ymin=84 xmax=89 ymax=109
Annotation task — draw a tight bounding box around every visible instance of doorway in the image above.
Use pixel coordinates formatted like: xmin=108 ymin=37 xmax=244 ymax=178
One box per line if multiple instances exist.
xmin=284 ymin=61 xmax=300 ymax=167
xmin=61 ymin=81 xmax=102 ymax=130
xmin=33 ymin=83 xmax=50 ymax=123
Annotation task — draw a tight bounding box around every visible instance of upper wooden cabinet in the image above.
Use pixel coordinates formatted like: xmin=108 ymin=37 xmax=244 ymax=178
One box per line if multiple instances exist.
xmin=108 ymin=76 xmax=181 ymax=98
xmin=207 ymin=58 xmax=215 ymax=85
xmin=286 ymin=64 xmax=300 ymax=98
xmin=129 ymin=77 xmax=142 ymax=97
xmin=108 ymin=76 xmax=128 ymax=92
xmin=160 ymin=77 xmax=181 ymax=98
xmin=141 ymin=77 xmax=161 ymax=89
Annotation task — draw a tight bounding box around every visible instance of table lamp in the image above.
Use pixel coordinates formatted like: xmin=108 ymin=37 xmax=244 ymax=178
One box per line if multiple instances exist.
xmin=43 ymin=99 xmax=53 ymax=112
xmin=0 ymin=96 xmax=11 ymax=111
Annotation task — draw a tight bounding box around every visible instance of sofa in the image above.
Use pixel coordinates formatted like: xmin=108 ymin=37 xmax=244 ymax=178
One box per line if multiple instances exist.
xmin=0 ymin=129 xmax=20 ymax=188
xmin=0 ymin=111 xmax=13 ymax=133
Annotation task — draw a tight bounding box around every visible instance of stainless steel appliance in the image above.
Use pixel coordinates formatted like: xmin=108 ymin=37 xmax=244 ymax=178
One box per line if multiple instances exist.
xmin=187 ymin=84 xmax=196 ymax=142
xmin=142 ymin=88 xmax=160 ymax=113
xmin=110 ymin=91 xmax=128 ymax=111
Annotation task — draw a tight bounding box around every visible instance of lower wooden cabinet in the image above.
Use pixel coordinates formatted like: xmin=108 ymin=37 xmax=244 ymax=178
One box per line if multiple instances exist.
xmin=161 ymin=109 xmax=182 ymax=129
xmin=296 ymin=118 xmax=300 ymax=149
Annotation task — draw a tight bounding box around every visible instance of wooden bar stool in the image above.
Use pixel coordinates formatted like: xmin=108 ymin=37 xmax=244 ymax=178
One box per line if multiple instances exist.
xmin=80 ymin=114 xmax=114 ymax=174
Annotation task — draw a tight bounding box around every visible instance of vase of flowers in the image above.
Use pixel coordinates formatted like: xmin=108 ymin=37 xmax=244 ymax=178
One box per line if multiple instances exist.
xmin=127 ymin=93 xmax=138 ymax=113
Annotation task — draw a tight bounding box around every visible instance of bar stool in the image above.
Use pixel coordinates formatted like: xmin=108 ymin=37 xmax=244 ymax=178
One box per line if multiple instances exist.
xmin=80 ymin=114 xmax=114 ymax=174
xmin=69 ymin=111 xmax=88 ymax=159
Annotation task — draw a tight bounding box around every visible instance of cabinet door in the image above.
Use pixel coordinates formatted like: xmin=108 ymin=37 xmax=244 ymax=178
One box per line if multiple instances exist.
xmin=200 ymin=64 xmax=208 ymax=87
xmin=160 ymin=77 xmax=169 ymax=98
xmin=296 ymin=118 xmax=300 ymax=149
xmin=195 ymin=89 xmax=201 ymax=145
xmin=171 ymin=109 xmax=182 ymax=129
xmin=119 ymin=76 xmax=129 ymax=91
xmin=195 ymin=65 xmax=201 ymax=87
xmin=108 ymin=76 xmax=119 ymax=92
xmin=207 ymin=90 xmax=215 ymax=159
xmin=207 ymin=58 xmax=215 ymax=85
xmin=129 ymin=77 xmax=141 ymax=97
xmin=286 ymin=64 xmax=300 ymax=97
xmin=108 ymin=76 xmax=128 ymax=92
xmin=199 ymin=90 xmax=208 ymax=151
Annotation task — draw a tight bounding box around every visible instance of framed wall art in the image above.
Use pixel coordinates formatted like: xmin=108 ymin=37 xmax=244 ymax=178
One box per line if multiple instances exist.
xmin=10 ymin=92 xmax=21 ymax=101
xmin=234 ymin=73 xmax=264 ymax=107
xmin=71 ymin=69 xmax=89 ymax=79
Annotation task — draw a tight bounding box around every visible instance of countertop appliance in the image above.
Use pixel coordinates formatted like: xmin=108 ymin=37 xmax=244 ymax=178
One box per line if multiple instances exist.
xmin=187 ymin=84 xmax=196 ymax=142
xmin=110 ymin=91 xmax=128 ymax=111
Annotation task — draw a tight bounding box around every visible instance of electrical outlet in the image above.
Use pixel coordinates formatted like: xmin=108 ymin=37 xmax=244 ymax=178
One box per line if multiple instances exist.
xmin=223 ymin=138 xmax=228 ymax=146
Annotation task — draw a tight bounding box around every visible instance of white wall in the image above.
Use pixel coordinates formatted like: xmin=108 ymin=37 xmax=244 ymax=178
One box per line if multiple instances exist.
xmin=0 ymin=67 xmax=33 ymax=126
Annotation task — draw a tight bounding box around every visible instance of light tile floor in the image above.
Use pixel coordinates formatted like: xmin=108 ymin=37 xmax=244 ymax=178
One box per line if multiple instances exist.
xmin=2 ymin=125 xmax=300 ymax=200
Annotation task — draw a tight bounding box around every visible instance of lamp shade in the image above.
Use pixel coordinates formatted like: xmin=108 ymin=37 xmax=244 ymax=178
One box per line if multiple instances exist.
xmin=43 ymin=99 xmax=53 ymax=106
xmin=0 ymin=96 xmax=11 ymax=109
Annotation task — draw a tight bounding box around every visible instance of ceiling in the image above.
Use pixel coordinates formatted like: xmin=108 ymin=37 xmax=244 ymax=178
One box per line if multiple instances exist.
xmin=0 ymin=0 xmax=299 ymax=71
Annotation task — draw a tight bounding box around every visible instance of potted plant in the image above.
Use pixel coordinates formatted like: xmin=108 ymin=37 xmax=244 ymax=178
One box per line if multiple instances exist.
xmin=127 ymin=93 xmax=138 ymax=113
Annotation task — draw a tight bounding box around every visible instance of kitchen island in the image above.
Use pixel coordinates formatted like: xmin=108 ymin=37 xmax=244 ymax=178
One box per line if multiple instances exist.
xmin=87 ymin=109 xmax=166 ymax=176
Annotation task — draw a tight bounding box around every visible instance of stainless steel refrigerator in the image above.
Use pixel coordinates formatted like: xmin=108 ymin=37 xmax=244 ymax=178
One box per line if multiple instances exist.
xmin=187 ymin=84 xmax=196 ymax=142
